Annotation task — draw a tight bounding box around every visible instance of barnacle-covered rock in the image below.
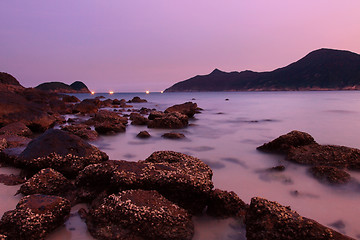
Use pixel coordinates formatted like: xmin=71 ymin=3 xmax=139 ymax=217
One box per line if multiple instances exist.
xmin=76 ymin=151 xmax=213 ymax=214
xmin=0 ymin=194 xmax=71 ymax=240
xmin=86 ymin=189 xmax=194 ymax=240
xmin=245 ymin=197 xmax=354 ymax=240
xmin=165 ymin=102 xmax=198 ymax=118
xmin=147 ymin=112 xmax=189 ymax=129
xmin=18 ymin=168 xmax=73 ymax=197
xmin=257 ymin=130 xmax=316 ymax=154
xmin=17 ymin=129 xmax=108 ymax=177
xmin=287 ymin=144 xmax=360 ymax=170
xmin=206 ymin=189 xmax=248 ymax=219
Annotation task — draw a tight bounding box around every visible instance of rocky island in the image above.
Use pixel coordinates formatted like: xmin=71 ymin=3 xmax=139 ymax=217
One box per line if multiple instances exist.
xmin=35 ymin=81 xmax=90 ymax=93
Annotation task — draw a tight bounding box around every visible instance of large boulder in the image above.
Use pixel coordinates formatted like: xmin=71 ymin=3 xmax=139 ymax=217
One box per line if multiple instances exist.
xmin=17 ymin=168 xmax=73 ymax=197
xmin=0 ymin=194 xmax=71 ymax=240
xmin=76 ymin=151 xmax=214 ymax=214
xmin=165 ymin=102 xmax=198 ymax=118
xmin=148 ymin=112 xmax=189 ymax=129
xmin=86 ymin=189 xmax=194 ymax=240
xmin=17 ymin=129 xmax=108 ymax=177
xmin=257 ymin=130 xmax=316 ymax=154
xmin=0 ymin=91 xmax=56 ymax=132
xmin=245 ymin=197 xmax=354 ymax=240
xmin=287 ymin=144 xmax=360 ymax=170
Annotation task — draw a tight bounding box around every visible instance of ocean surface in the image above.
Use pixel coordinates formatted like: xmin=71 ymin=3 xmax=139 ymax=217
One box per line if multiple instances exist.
xmin=1 ymin=91 xmax=360 ymax=239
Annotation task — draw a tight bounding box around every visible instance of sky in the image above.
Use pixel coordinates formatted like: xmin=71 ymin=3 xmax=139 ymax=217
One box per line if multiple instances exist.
xmin=1 ymin=0 xmax=360 ymax=92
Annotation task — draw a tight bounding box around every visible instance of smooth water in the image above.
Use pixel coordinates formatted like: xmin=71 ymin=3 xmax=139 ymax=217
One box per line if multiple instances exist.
xmin=1 ymin=91 xmax=360 ymax=239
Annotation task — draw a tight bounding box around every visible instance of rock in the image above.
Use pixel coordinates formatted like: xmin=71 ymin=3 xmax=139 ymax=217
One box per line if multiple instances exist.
xmin=268 ymin=165 xmax=286 ymax=172
xmin=287 ymin=144 xmax=360 ymax=170
xmin=206 ymin=189 xmax=248 ymax=219
xmin=112 ymin=98 xmax=125 ymax=105
xmin=17 ymin=168 xmax=73 ymax=196
xmin=0 ymin=72 xmax=21 ymax=86
xmin=165 ymin=102 xmax=198 ymax=118
xmin=62 ymin=95 xmax=80 ymax=103
xmin=148 ymin=110 xmax=165 ymax=120
xmin=61 ymin=124 xmax=98 ymax=140
xmin=0 ymin=134 xmax=31 ymax=149
xmin=162 ymin=132 xmax=185 ymax=139
xmin=86 ymin=189 xmax=194 ymax=240
xmin=73 ymin=99 xmax=99 ymax=114
xmin=309 ymin=166 xmax=351 ymax=184
xmin=137 ymin=131 xmax=151 ymax=138
xmin=95 ymin=122 xmax=126 ymax=135
xmin=0 ymin=122 xmax=32 ymax=137
xmin=130 ymin=113 xmax=149 ymax=125
xmin=0 ymin=138 xmax=7 ymax=151
xmin=0 ymin=174 xmax=25 ymax=185
xmin=148 ymin=112 xmax=189 ymax=129
xmin=0 ymin=91 xmax=56 ymax=132
xmin=49 ymin=99 xmax=72 ymax=114
xmin=127 ymin=96 xmax=147 ymax=103
xmin=99 ymin=99 xmax=113 ymax=108
xmin=76 ymin=151 xmax=214 ymax=214
xmin=257 ymin=130 xmax=316 ymax=154
xmin=17 ymin=129 xmax=108 ymax=177
xmin=87 ymin=110 xmax=128 ymax=125
xmin=0 ymin=194 xmax=71 ymax=240
xmin=245 ymin=197 xmax=354 ymax=240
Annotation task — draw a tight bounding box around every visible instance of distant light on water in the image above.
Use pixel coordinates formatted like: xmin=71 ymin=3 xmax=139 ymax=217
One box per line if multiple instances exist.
xmin=109 ymin=91 xmax=114 ymax=95
xmin=160 ymin=91 xmax=164 ymax=93
xmin=145 ymin=90 xmax=150 ymax=94
xmin=91 ymin=91 xmax=95 ymax=95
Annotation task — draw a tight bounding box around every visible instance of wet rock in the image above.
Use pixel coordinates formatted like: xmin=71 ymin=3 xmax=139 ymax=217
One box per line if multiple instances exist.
xmin=165 ymin=102 xmax=198 ymax=118
xmin=127 ymin=96 xmax=147 ymax=103
xmin=17 ymin=129 xmax=108 ymax=177
xmin=95 ymin=122 xmax=126 ymax=135
xmin=137 ymin=131 xmax=151 ymax=138
xmin=73 ymin=99 xmax=99 ymax=114
xmin=148 ymin=110 xmax=165 ymax=120
xmin=87 ymin=110 xmax=128 ymax=125
xmin=62 ymin=95 xmax=80 ymax=103
xmin=162 ymin=132 xmax=185 ymax=139
xmin=268 ymin=165 xmax=286 ymax=172
xmin=0 ymin=91 xmax=56 ymax=132
xmin=206 ymin=189 xmax=248 ymax=219
xmin=76 ymin=151 xmax=214 ymax=214
xmin=112 ymin=98 xmax=125 ymax=105
xmin=0 ymin=135 xmax=31 ymax=149
xmin=0 ymin=194 xmax=71 ymax=239
xmin=287 ymin=144 xmax=360 ymax=170
xmin=0 ymin=122 xmax=32 ymax=137
xmin=309 ymin=166 xmax=351 ymax=184
xmin=100 ymin=99 xmax=113 ymax=108
xmin=0 ymin=174 xmax=25 ymax=185
xmin=148 ymin=112 xmax=189 ymax=129
xmin=257 ymin=130 xmax=316 ymax=154
xmin=130 ymin=113 xmax=149 ymax=125
xmin=0 ymin=138 xmax=7 ymax=151
xmin=17 ymin=168 xmax=73 ymax=197
xmin=50 ymin=99 xmax=72 ymax=114
xmin=246 ymin=197 xmax=354 ymax=240
xmin=86 ymin=189 xmax=194 ymax=240
xmin=61 ymin=124 xmax=98 ymax=140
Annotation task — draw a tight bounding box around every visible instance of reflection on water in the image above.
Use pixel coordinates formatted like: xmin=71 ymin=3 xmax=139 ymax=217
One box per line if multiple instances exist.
xmin=1 ymin=91 xmax=360 ymax=239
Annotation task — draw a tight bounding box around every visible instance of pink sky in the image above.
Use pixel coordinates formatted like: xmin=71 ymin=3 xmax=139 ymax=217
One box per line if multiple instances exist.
xmin=1 ymin=0 xmax=360 ymax=92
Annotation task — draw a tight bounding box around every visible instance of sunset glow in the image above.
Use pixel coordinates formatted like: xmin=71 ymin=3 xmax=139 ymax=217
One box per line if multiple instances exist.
xmin=109 ymin=91 xmax=114 ymax=95
xmin=146 ymin=90 xmax=150 ymax=94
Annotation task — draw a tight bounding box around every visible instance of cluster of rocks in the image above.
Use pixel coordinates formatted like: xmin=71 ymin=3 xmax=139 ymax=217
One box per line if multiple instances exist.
xmin=257 ymin=130 xmax=359 ymax=185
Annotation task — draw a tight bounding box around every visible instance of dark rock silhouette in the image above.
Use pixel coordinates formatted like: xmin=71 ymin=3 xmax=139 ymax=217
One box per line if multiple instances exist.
xmin=36 ymin=81 xmax=90 ymax=93
xmin=165 ymin=49 xmax=360 ymax=92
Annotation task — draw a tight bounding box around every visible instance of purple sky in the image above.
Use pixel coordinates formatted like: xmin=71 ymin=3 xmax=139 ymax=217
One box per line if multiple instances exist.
xmin=1 ymin=1 xmax=360 ymax=92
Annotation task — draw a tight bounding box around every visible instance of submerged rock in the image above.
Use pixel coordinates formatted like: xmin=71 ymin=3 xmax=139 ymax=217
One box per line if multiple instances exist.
xmin=165 ymin=102 xmax=198 ymax=118
xmin=0 ymin=174 xmax=25 ymax=185
xmin=130 ymin=113 xmax=149 ymax=125
xmin=127 ymin=96 xmax=147 ymax=103
xmin=162 ymin=132 xmax=185 ymax=139
xmin=0 ymin=194 xmax=71 ymax=240
xmin=309 ymin=166 xmax=351 ymax=184
xmin=245 ymin=197 xmax=354 ymax=240
xmin=257 ymin=130 xmax=316 ymax=154
xmin=137 ymin=131 xmax=151 ymax=138
xmin=87 ymin=189 xmax=193 ymax=240
xmin=17 ymin=129 xmax=108 ymax=177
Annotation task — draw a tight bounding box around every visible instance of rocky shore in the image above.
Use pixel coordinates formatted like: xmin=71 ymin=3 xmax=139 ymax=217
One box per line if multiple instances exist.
xmin=0 ymin=72 xmax=357 ymax=239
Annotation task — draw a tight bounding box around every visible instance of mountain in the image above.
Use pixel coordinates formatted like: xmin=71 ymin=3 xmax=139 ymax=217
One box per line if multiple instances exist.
xmin=164 ymin=49 xmax=360 ymax=92
xmin=35 ymin=81 xmax=90 ymax=93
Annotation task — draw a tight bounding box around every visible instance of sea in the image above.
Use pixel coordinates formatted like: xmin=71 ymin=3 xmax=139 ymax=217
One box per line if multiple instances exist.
xmin=1 ymin=91 xmax=360 ymax=239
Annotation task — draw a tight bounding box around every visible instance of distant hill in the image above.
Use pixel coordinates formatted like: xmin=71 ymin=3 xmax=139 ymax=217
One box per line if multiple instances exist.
xmin=0 ymin=72 xmax=22 ymax=86
xmin=36 ymin=81 xmax=90 ymax=93
xmin=164 ymin=49 xmax=360 ymax=92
